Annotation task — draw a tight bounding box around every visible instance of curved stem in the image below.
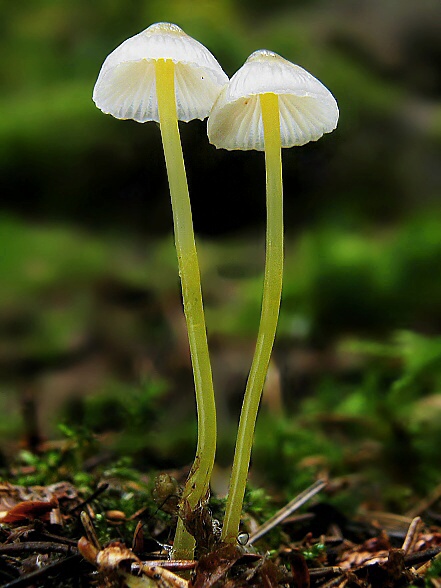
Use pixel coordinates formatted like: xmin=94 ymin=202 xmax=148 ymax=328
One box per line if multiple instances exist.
xmin=155 ymin=59 xmax=217 ymax=559
xmin=222 ymin=92 xmax=283 ymax=543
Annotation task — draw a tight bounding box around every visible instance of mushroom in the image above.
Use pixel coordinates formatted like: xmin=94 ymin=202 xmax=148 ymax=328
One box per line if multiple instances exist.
xmin=208 ymin=49 xmax=338 ymax=543
xmin=93 ymin=22 xmax=228 ymax=558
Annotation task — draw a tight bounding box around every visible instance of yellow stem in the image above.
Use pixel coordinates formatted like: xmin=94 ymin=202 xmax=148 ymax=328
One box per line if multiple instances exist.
xmin=155 ymin=59 xmax=217 ymax=559
xmin=222 ymin=92 xmax=283 ymax=543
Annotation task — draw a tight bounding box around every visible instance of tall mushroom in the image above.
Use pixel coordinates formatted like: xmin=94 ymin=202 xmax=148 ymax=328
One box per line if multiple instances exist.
xmin=208 ymin=49 xmax=339 ymax=543
xmin=93 ymin=22 xmax=228 ymax=558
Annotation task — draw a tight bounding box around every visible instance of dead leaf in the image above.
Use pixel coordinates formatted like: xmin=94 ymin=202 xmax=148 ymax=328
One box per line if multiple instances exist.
xmin=1 ymin=497 xmax=58 ymax=523
xmin=190 ymin=544 xmax=244 ymax=588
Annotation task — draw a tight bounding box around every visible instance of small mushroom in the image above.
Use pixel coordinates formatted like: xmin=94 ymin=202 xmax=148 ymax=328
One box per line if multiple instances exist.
xmin=208 ymin=49 xmax=338 ymax=543
xmin=93 ymin=22 xmax=228 ymax=559
xmin=208 ymin=49 xmax=338 ymax=150
xmin=93 ymin=22 xmax=228 ymax=122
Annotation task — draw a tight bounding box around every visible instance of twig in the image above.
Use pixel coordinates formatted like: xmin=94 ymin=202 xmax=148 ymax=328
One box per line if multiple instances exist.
xmin=80 ymin=510 xmax=101 ymax=551
xmin=306 ymin=548 xmax=441 ymax=583
xmin=33 ymin=530 xmax=78 ymax=546
xmin=308 ymin=566 xmax=344 ymax=580
xmin=406 ymin=482 xmax=441 ymax=518
xmin=248 ymin=479 xmax=327 ymax=545
xmin=404 ymin=547 xmax=441 ymax=567
xmin=414 ymin=547 xmax=441 ymax=577
xmin=0 ymin=542 xmax=78 ymax=555
xmin=68 ymin=482 xmax=109 ymax=514
xmin=132 ymin=560 xmax=197 ymax=572
xmin=318 ymin=574 xmax=349 ymax=588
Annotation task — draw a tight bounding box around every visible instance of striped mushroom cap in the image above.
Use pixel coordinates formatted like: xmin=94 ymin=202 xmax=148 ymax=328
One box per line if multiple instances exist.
xmin=93 ymin=22 xmax=228 ymax=123
xmin=208 ymin=49 xmax=339 ymax=151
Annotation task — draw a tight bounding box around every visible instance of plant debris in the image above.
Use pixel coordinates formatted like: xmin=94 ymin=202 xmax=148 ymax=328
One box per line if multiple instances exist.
xmin=0 ymin=472 xmax=440 ymax=587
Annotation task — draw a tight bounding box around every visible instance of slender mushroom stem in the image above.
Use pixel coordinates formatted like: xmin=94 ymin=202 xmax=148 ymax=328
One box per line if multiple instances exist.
xmin=155 ymin=58 xmax=217 ymax=558
xmin=222 ymin=92 xmax=283 ymax=543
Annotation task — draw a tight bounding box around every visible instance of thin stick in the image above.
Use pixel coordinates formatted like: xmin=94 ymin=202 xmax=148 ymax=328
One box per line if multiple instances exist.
xmin=406 ymin=482 xmax=441 ymax=518
xmin=68 ymin=482 xmax=109 ymax=513
xmin=80 ymin=510 xmax=101 ymax=551
xmin=248 ymin=479 xmax=328 ymax=545
xmin=0 ymin=542 xmax=77 ymax=555
xmin=414 ymin=548 xmax=441 ymax=577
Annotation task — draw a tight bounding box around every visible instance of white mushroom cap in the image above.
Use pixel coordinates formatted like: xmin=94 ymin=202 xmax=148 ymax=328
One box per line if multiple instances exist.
xmin=93 ymin=22 xmax=229 ymax=123
xmin=208 ymin=50 xmax=339 ymax=151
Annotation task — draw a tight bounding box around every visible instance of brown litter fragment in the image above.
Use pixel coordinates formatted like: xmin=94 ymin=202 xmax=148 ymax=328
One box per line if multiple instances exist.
xmin=1 ymin=498 xmax=59 ymax=524
xmin=78 ymin=538 xmax=189 ymax=587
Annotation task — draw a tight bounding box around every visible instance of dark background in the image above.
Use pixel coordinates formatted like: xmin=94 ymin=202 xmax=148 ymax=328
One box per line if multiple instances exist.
xmin=3 ymin=0 xmax=440 ymax=236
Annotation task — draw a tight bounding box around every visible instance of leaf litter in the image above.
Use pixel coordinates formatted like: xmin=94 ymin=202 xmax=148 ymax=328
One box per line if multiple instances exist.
xmin=1 ymin=471 xmax=441 ymax=587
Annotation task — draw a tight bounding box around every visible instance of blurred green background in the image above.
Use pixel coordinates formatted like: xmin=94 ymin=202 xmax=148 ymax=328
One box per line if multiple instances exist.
xmin=2 ymin=0 xmax=441 ymax=508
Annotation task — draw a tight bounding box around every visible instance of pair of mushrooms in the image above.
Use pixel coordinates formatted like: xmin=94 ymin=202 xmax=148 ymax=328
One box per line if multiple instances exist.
xmin=93 ymin=22 xmax=338 ymax=557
